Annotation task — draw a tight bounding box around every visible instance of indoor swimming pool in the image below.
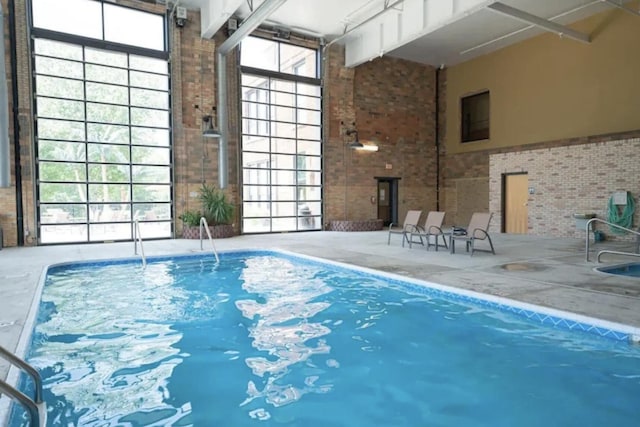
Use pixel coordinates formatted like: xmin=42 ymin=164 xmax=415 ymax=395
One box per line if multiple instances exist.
xmin=8 ymin=250 xmax=640 ymax=426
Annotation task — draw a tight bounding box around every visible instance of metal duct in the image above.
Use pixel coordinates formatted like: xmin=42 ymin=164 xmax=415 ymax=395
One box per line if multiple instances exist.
xmin=0 ymin=3 xmax=11 ymax=187
xmin=217 ymin=54 xmax=228 ymax=189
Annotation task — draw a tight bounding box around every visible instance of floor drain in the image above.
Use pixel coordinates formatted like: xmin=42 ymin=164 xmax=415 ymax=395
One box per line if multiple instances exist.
xmin=499 ymin=262 xmax=546 ymax=272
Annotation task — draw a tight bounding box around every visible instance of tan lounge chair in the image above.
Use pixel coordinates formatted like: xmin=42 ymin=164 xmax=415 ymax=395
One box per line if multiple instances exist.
xmin=409 ymin=211 xmax=447 ymax=251
xmin=450 ymin=212 xmax=495 ymax=256
xmin=387 ymin=210 xmax=422 ymax=246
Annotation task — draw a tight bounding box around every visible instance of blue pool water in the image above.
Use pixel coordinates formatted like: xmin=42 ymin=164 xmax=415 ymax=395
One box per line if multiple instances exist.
xmin=597 ymin=263 xmax=640 ymax=277
xmin=10 ymin=251 xmax=640 ymax=426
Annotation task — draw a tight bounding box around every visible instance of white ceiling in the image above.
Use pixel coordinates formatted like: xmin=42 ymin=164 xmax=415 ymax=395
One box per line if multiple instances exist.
xmin=175 ymin=0 xmax=386 ymax=38
xmin=389 ymin=0 xmax=611 ymax=66
xmin=173 ymin=0 xmax=632 ymax=67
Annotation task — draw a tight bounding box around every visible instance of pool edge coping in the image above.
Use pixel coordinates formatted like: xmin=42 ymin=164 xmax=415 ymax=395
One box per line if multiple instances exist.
xmin=0 ymin=264 xmax=48 ymax=425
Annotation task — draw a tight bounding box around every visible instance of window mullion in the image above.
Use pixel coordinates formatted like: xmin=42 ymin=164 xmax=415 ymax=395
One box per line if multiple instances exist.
xmin=239 ymin=36 xmax=322 ymax=233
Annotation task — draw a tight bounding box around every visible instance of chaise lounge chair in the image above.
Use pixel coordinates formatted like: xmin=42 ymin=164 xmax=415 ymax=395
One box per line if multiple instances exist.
xmin=408 ymin=211 xmax=447 ymax=251
xmin=387 ymin=210 xmax=422 ymax=246
xmin=450 ymin=212 xmax=495 ymax=256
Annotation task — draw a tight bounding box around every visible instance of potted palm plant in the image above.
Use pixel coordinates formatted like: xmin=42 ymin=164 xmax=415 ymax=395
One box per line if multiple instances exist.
xmin=179 ymin=185 xmax=235 ymax=239
xmin=199 ymin=183 xmax=235 ymax=238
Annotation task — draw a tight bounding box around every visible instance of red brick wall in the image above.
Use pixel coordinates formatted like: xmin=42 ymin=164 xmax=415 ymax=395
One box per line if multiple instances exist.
xmin=323 ymin=45 xmax=354 ymax=223
xmin=0 ymin=0 xmax=15 ymax=247
xmin=171 ymin=12 xmax=240 ymax=237
xmin=0 ymin=0 xmax=33 ymax=247
xmin=440 ymin=148 xmax=491 ymax=227
xmin=323 ymin=45 xmax=438 ymax=225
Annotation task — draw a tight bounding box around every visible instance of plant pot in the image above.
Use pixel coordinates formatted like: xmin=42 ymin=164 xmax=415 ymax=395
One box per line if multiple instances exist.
xmin=182 ymin=224 xmax=235 ymax=239
xmin=209 ymin=224 xmax=235 ymax=239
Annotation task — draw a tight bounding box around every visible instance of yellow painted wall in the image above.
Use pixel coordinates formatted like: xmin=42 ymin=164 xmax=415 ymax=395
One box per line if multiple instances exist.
xmin=445 ymin=3 xmax=640 ymax=154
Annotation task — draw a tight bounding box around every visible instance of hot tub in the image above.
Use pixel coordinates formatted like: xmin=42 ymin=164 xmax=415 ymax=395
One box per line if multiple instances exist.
xmin=596 ymin=263 xmax=640 ymax=277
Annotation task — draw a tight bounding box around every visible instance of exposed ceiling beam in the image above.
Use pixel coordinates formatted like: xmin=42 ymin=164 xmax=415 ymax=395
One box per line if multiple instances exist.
xmin=218 ymin=0 xmax=288 ymax=54
xmin=201 ymin=0 xmax=244 ymax=39
xmin=461 ymin=0 xmax=600 ymax=56
xmin=343 ymin=0 xmax=494 ymax=67
xmin=325 ymin=0 xmax=404 ymax=50
xmin=602 ymin=0 xmax=640 ymax=17
xmin=487 ymin=2 xmax=590 ymax=44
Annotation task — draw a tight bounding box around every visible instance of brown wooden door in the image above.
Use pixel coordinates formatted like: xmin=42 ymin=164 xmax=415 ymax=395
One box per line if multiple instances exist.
xmin=378 ymin=181 xmax=391 ymax=225
xmin=505 ymin=174 xmax=528 ymax=234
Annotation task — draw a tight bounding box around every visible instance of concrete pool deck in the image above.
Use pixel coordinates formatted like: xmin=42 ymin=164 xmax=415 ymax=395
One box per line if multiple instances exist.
xmin=1 ymin=231 xmax=640 ymax=379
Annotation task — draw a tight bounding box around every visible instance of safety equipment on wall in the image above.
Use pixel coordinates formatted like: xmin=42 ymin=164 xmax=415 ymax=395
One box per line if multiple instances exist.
xmin=607 ymin=191 xmax=635 ymax=234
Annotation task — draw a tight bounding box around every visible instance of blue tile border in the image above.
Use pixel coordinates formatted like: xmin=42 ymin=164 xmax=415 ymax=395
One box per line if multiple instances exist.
xmin=44 ymin=249 xmax=640 ymax=344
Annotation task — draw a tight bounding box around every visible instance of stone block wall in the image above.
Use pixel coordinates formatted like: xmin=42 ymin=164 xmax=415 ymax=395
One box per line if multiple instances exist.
xmin=489 ymin=138 xmax=640 ymax=238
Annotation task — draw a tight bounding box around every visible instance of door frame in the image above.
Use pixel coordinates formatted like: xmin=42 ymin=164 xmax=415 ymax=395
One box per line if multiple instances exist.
xmin=501 ymin=172 xmax=528 ymax=233
xmin=375 ymin=177 xmax=400 ymax=226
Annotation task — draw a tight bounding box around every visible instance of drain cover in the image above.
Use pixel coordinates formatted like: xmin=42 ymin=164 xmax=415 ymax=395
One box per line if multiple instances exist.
xmin=499 ymin=262 xmax=546 ymax=272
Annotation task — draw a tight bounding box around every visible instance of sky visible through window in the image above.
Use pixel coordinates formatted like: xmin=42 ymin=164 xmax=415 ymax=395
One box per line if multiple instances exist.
xmin=32 ymin=0 xmax=165 ymax=51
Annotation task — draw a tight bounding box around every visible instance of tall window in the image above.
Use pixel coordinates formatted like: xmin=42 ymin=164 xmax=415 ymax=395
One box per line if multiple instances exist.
xmin=240 ymin=36 xmax=322 ymax=233
xmin=461 ymin=91 xmax=490 ymax=143
xmin=31 ymin=0 xmax=171 ymax=243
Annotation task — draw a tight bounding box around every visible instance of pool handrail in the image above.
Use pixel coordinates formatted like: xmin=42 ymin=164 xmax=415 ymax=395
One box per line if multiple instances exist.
xmin=133 ymin=219 xmax=147 ymax=268
xmin=597 ymin=250 xmax=640 ymax=263
xmin=585 ymin=218 xmax=640 ymax=262
xmin=199 ymin=217 xmax=220 ymax=263
xmin=0 ymin=345 xmax=46 ymax=427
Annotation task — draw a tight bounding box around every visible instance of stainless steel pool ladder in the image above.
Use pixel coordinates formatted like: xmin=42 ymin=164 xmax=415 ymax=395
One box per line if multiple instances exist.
xmin=199 ymin=217 xmax=220 ymax=263
xmin=133 ymin=219 xmax=147 ymax=268
xmin=0 ymin=345 xmax=46 ymax=427
xmin=584 ymin=218 xmax=640 ymax=262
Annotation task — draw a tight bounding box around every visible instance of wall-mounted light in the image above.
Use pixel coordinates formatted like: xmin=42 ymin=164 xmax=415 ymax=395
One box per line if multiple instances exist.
xmin=345 ymin=127 xmax=378 ymax=152
xmin=345 ymin=128 xmax=363 ymax=149
xmin=358 ymin=144 xmax=379 ymax=152
xmin=202 ymin=107 xmax=221 ymax=138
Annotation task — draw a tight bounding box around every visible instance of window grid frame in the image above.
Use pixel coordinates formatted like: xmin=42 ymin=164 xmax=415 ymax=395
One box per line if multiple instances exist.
xmin=240 ymin=43 xmax=323 ymax=233
xmin=32 ymin=36 xmax=173 ymax=244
